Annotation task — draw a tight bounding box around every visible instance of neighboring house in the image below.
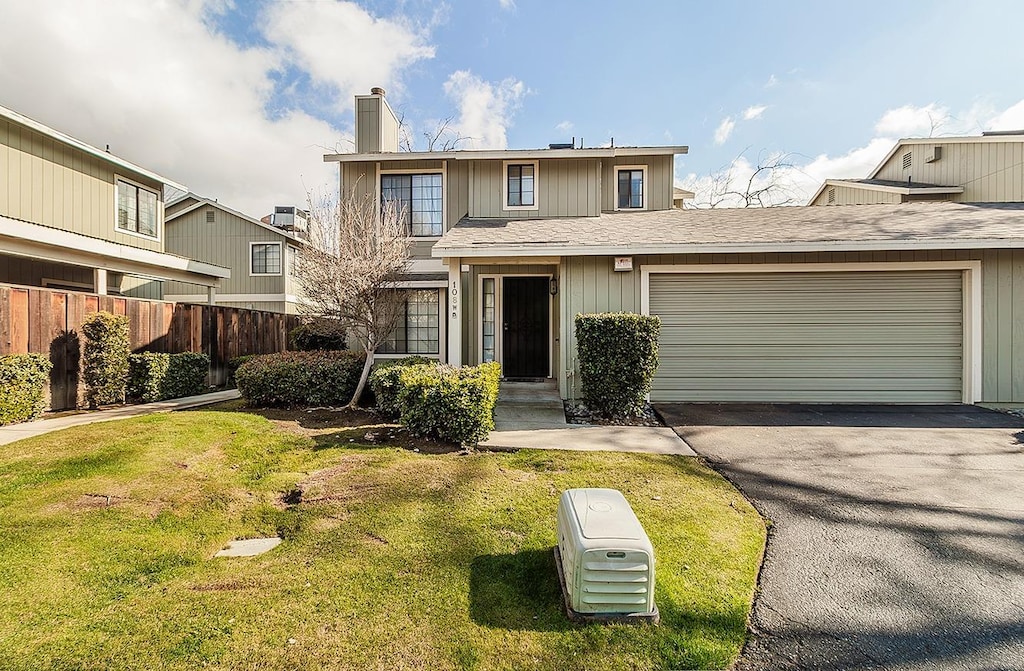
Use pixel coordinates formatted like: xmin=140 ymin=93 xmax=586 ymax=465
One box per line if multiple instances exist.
xmin=672 ymin=186 xmax=695 ymax=209
xmin=163 ymin=194 xmax=306 ymax=314
xmin=326 ymin=89 xmax=1024 ymax=406
xmin=0 ymin=104 xmax=229 ymax=299
xmin=809 ymin=131 xmax=1024 ymax=205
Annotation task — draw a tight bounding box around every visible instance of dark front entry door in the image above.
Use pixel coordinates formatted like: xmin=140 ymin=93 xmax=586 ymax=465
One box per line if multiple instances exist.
xmin=502 ymin=277 xmax=550 ymax=378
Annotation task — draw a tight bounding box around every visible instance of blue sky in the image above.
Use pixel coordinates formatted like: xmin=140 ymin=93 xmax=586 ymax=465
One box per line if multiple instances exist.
xmin=2 ymin=0 xmax=1022 ymax=213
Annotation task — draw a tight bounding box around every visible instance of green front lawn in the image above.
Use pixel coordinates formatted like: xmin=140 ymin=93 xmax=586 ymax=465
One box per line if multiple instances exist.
xmin=0 ymin=406 xmax=765 ymax=670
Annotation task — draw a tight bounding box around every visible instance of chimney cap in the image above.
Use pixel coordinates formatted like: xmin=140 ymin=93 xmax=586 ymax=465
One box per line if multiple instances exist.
xmin=370 ymin=87 xmax=386 ymax=96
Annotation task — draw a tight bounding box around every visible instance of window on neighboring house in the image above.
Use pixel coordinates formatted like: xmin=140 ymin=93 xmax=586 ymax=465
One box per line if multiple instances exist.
xmin=116 ymin=179 xmax=158 ymax=237
xmin=506 ymin=164 xmax=535 ymax=207
xmin=380 ymin=173 xmax=443 ymax=237
xmin=380 ymin=289 xmax=440 ymax=354
xmin=251 ymin=242 xmax=283 ymax=275
xmin=286 ymin=245 xmax=298 ymax=276
xmin=617 ymin=169 xmax=645 ymax=209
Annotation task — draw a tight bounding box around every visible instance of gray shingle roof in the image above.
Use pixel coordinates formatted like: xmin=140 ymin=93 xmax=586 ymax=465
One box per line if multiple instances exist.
xmin=433 ymin=202 xmax=1024 ymax=257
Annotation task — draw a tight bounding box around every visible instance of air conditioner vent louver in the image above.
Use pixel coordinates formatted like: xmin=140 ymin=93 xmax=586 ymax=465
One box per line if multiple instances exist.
xmin=902 ymin=151 xmax=913 ymax=170
xmin=555 ymin=488 xmax=658 ymax=620
xmin=206 ymin=210 xmax=215 ymax=223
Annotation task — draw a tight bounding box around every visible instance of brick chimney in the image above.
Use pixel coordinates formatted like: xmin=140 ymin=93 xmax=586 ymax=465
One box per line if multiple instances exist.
xmin=355 ymin=87 xmax=399 ymax=154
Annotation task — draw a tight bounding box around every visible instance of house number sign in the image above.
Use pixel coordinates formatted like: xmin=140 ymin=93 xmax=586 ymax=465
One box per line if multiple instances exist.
xmin=450 ymin=279 xmax=459 ymax=320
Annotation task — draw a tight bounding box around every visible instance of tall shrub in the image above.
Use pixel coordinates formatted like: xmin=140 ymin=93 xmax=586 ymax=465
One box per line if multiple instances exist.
xmin=128 ymin=353 xmax=171 ymax=402
xmin=0 ymin=354 xmax=53 ymax=425
xmin=575 ymin=313 xmax=660 ymax=418
xmin=82 ymin=311 xmax=131 ymax=408
xmin=397 ymin=362 xmax=502 ymax=445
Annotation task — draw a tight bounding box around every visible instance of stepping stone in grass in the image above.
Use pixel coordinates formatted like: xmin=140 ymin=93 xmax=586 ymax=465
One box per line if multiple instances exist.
xmin=215 ymin=537 xmax=282 ymax=557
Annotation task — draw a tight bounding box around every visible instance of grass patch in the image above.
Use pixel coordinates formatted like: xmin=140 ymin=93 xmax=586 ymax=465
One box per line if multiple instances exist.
xmin=0 ymin=408 xmax=765 ymax=670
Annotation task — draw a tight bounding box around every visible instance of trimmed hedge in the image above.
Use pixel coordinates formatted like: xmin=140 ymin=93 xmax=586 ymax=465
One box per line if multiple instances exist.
xmin=289 ymin=321 xmax=347 ymax=352
xmin=128 ymin=353 xmax=170 ymax=403
xmin=82 ymin=311 xmax=131 ymax=407
xmin=575 ymin=312 xmax=661 ymax=418
xmin=397 ymin=362 xmax=501 ymax=445
xmin=128 ymin=352 xmax=211 ymax=402
xmin=367 ymin=356 xmax=438 ymax=417
xmin=163 ymin=352 xmax=210 ymax=399
xmin=235 ymin=350 xmax=365 ymax=407
xmin=0 ymin=354 xmax=53 ymax=425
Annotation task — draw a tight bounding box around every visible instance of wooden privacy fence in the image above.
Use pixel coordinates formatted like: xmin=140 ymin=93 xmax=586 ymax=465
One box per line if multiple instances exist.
xmin=0 ymin=284 xmax=301 ymax=410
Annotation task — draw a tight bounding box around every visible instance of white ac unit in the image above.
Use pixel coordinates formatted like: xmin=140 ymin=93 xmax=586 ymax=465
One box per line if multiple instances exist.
xmin=555 ymin=488 xmax=658 ymax=622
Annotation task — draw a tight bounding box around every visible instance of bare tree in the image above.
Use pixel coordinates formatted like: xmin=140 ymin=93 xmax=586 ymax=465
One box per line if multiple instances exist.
xmin=687 ymin=150 xmax=799 ymax=209
xmin=396 ymin=111 xmax=470 ymax=152
xmin=296 ymin=187 xmax=410 ymax=407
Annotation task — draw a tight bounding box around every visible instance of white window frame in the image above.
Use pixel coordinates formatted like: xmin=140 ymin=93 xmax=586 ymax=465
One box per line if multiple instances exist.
xmin=377 ymin=165 xmax=447 ymax=240
xmin=501 ymin=160 xmax=540 ymax=212
xmin=614 ymin=164 xmax=648 ymax=211
xmin=114 ymin=174 xmax=161 ymax=241
xmin=249 ymin=241 xmax=284 ymax=277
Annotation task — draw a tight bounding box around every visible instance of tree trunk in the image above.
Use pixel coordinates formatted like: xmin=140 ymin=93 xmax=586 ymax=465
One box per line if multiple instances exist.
xmin=348 ymin=343 xmax=375 ymax=408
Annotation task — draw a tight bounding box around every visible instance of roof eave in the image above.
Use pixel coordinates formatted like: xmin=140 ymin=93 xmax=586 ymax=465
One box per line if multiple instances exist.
xmin=324 ymin=145 xmax=688 ymax=163
xmin=432 ymin=237 xmax=1024 ymax=258
xmin=0 ymin=104 xmax=187 ymax=192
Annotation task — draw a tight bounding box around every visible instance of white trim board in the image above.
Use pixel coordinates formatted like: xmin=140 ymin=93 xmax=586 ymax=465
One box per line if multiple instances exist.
xmin=640 ymin=260 xmax=983 ymax=404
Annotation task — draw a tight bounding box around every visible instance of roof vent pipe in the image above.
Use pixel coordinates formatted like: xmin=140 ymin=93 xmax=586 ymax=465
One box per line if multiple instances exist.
xmin=370 ymin=87 xmax=386 ymax=96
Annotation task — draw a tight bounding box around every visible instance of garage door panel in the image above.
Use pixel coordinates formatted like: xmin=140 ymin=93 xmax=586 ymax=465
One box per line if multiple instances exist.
xmin=657 ymin=357 xmax=963 ymax=378
xmin=658 ymin=324 xmax=963 ymax=346
xmin=649 ymin=270 xmax=964 ymax=403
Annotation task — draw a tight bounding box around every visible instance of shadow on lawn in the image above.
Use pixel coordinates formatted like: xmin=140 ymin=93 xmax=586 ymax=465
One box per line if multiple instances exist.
xmin=469 ymin=548 xmax=569 ymax=632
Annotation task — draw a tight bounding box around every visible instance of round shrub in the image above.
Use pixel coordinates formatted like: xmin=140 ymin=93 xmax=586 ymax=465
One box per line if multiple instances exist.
xmin=368 ymin=356 xmax=438 ymax=417
xmin=235 ymin=350 xmax=365 ymax=407
xmin=128 ymin=353 xmax=171 ymax=403
xmin=0 ymin=353 xmax=53 ymax=425
xmin=289 ymin=321 xmax=347 ymax=351
xmin=397 ymin=361 xmax=502 ymax=445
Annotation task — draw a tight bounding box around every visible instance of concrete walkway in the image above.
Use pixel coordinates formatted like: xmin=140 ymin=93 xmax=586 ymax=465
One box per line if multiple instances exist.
xmin=481 ymin=381 xmax=693 ymax=455
xmin=0 ymin=389 xmax=240 ymax=446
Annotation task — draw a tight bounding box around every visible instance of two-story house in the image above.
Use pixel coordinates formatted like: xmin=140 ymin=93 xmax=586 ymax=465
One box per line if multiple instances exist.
xmin=809 ymin=132 xmax=1024 ymax=205
xmin=162 ymin=195 xmax=306 ymax=314
xmin=0 ymin=104 xmax=229 ymax=300
xmin=327 ymin=90 xmax=1024 ymax=407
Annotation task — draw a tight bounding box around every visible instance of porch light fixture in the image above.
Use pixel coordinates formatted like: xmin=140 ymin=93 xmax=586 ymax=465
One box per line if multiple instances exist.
xmin=550 ymin=278 xmax=559 ymax=295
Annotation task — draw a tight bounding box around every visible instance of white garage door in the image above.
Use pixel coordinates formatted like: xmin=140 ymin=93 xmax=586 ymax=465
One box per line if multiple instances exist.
xmin=649 ymin=270 xmax=964 ymax=403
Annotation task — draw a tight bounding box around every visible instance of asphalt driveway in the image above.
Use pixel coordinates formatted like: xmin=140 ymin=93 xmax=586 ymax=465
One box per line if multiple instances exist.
xmin=655 ymin=404 xmax=1024 ymax=671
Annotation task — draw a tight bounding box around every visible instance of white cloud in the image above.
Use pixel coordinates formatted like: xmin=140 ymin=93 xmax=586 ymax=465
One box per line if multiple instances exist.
xmin=0 ymin=0 xmax=435 ymax=216
xmin=988 ymin=99 xmax=1024 ymax=130
xmin=498 ymin=0 xmax=517 ymax=9
xmin=765 ymin=74 xmax=778 ymax=88
xmin=713 ymin=116 xmax=735 ymax=145
xmin=873 ymin=103 xmax=950 ymax=138
xmin=261 ymin=1 xmax=434 ymax=110
xmin=743 ymin=105 xmax=767 ymax=121
xmin=443 ymin=70 xmax=526 ymax=149
xmin=555 ymin=120 xmax=574 ymax=134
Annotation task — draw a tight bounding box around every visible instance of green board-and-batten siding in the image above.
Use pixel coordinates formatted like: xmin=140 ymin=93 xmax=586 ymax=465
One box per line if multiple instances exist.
xmin=648 ymin=270 xmax=963 ymax=403
xmin=558 ymin=249 xmax=1024 ymax=403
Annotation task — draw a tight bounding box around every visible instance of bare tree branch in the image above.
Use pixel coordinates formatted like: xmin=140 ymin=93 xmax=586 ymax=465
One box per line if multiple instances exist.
xmin=686 ymin=150 xmax=799 ymax=209
xmin=295 ymin=183 xmax=410 ymax=406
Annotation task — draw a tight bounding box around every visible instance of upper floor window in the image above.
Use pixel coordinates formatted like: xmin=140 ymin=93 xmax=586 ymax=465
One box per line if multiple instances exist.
xmin=504 ymin=161 xmax=538 ymax=209
xmin=381 ymin=173 xmax=443 ymax=237
xmin=616 ymin=168 xmax=645 ymax=209
xmin=251 ymin=241 xmax=283 ymax=276
xmin=116 ymin=178 xmax=158 ymax=238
